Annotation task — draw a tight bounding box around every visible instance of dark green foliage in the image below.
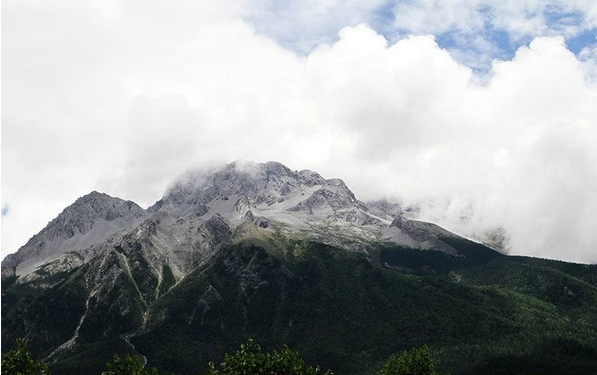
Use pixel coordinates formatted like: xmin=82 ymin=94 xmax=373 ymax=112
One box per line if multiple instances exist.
xmin=462 ymin=337 xmax=597 ymax=375
xmin=207 ymin=339 xmax=332 ymax=375
xmin=1 ymin=266 xmax=88 ymax=357
xmin=114 ymin=243 xmax=160 ymax=304
xmin=377 ymin=236 xmax=501 ymax=274
xmin=77 ymin=268 xmax=146 ymax=341
xmin=3 ymin=234 xmax=597 ymax=375
xmin=378 ymin=346 xmax=437 ymax=375
xmin=102 ymin=354 xmax=157 ymax=375
xmin=158 ymin=265 xmax=176 ymax=297
xmin=379 ymin=246 xmax=459 ymax=274
xmin=2 ymin=275 xmax=19 ymax=289
xmin=1 ymin=339 xmax=50 ymax=375
xmin=127 ymin=239 xmax=597 ymax=375
xmin=49 ymin=338 xmax=136 ymax=375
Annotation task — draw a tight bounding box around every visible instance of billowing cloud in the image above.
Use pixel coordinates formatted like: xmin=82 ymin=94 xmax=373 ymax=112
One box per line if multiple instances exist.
xmin=2 ymin=0 xmax=596 ymax=264
xmin=391 ymin=0 xmax=597 ymax=69
xmin=240 ymin=1 xmax=597 ymax=70
xmin=240 ymin=0 xmax=389 ymax=53
xmin=393 ymin=0 xmax=597 ymax=37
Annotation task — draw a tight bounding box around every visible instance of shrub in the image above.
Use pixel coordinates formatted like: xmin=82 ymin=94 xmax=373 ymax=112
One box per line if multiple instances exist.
xmin=1 ymin=339 xmax=50 ymax=375
xmin=102 ymin=354 xmax=157 ymax=375
xmin=378 ymin=346 xmax=437 ymax=375
xmin=207 ymin=339 xmax=333 ymax=375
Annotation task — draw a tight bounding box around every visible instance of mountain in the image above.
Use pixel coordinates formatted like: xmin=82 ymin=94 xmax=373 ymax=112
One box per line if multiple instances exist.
xmin=3 ymin=161 xmax=597 ymax=375
xmin=1 ymin=192 xmax=146 ymax=281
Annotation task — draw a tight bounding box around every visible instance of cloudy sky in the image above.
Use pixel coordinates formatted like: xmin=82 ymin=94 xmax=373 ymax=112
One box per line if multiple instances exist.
xmin=2 ymin=0 xmax=597 ymax=263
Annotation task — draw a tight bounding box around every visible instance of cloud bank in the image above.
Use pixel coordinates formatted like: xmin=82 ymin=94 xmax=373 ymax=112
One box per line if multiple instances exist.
xmin=243 ymin=0 xmax=597 ymax=70
xmin=2 ymin=0 xmax=597 ymax=263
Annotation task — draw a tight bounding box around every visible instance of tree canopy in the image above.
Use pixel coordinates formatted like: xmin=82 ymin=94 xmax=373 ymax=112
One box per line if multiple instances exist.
xmin=378 ymin=346 xmax=438 ymax=375
xmin=207 ymin=339 xmax=333 ymax=375
xmin=101 ymin=354 xmax=157 ymax=375
xmin=1 ymin=339 xmax=50 ymax=375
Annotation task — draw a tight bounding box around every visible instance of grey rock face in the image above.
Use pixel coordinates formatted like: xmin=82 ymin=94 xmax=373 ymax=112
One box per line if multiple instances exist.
xmin=159 ymin=161 xmax=319 ymax=211
xmin=153 ymin=161 xmax=472 ymax=256
xmin=288 ymin=187 xmax=363 ymax=214
xmin=2 ymin=191 xmax=147 ymax=278
xmin=160 ymin=161 xmax=370 ymax=221
xmin=384 ymin=216 xmax=458 ymax=255
xmin=474 ymin=227 xmax=509 ymax=253
xmin=3 ymin=161 xmax=468 ymax=284
xmin=366 ymin=199 xmax=403 ymax=221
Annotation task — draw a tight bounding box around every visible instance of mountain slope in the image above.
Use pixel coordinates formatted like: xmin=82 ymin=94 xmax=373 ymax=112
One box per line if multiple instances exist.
xmin=2 ymin=161 xmax=597 ymax=375
xmin=1 ymin=191 xmax=147 ymax=280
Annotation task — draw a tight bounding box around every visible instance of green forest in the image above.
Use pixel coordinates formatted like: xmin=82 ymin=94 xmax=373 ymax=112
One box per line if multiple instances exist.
xmin=3 ymin=338 xmax=440 ymax=375
xmin=3 ymin=236 xmax=597 ymax=375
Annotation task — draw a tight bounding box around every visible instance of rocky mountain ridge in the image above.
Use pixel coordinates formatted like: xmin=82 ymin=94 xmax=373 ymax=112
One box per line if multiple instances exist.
xmin=1 ymin=192 xmax=147 ymax=279
xmin=1 ymin=161 xmax=458 ymax=284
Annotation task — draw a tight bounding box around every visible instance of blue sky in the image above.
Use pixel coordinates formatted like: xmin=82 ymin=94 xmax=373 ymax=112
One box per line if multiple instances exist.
xmin=243 ymin=0 xmax=597 ymax=71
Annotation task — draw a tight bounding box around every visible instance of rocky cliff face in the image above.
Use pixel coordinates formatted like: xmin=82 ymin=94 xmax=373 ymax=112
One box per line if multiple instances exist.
xmin=2 ymin=161 xmax=466 ymax=285
xmin=150 ymin=161 xmax=431 ymax=251
xmin=1 ymin=192 xmax=147 ymax=279
xmin=154 ymin=161 xmax=368 ymax=221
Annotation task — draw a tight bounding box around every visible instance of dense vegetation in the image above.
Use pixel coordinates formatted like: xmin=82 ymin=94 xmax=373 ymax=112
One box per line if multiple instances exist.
xmin=3 ymin=236 xmax=597 ymax=375
xmin=378 ymin=346 xmax=437 ymax=375
xmin=207 ymin=339 xmax=332 ymax=375
xmin=1 ymin=339 xmax=50 ymax=375
xmin=3 ymin=339 xmax=440 ymax=375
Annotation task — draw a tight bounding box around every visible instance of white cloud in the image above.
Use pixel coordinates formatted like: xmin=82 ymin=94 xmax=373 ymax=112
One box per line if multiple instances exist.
xmin=393 ymin=0 xmax=597 ymax=39
xmin=579 ymin=42 xmax=597 ymax=80
xmin=2 ymin=1 xmax=597 ymax=264
xmin=390 ymin=0 xmax=597 ymax=70
xmin=240 ymin=0 xmax=388 ymax=53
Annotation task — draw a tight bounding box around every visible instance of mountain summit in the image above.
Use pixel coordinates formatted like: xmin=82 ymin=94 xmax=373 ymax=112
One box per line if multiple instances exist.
xmin=152 ymin=160 xmax=458 ymax=253
xmin=1 ymin=161 xmax=461 ymax=281
xmin=153 ymin=161 xmax=385 ymax=248
xmin=1 ymin=192 xmax=146 ymax=279
xmin=3 ymin=161 xmax=597 ymax=375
